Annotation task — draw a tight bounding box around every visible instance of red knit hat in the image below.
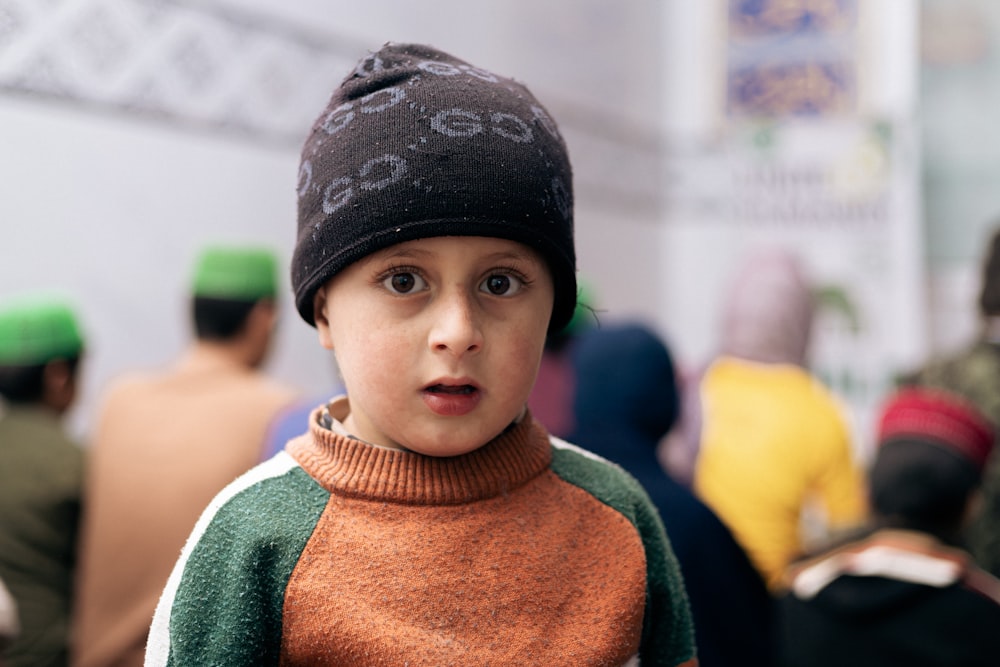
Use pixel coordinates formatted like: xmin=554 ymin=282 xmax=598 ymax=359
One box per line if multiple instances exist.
xmin=878 ymin=388 xmax=996 ymax=472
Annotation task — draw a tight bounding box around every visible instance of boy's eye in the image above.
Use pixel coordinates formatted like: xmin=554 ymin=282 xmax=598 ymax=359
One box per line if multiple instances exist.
xmin=383 ymin=271 xmax=426 ymax=294
xmin=480 ymin=273 xmax=523 ymax=296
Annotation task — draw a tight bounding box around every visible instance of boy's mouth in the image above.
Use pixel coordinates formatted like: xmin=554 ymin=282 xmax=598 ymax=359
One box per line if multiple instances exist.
xmin=422 ymin=381 xmax=481 ymax=416
xmin=425 ymin=383 xmax=477 ymax=395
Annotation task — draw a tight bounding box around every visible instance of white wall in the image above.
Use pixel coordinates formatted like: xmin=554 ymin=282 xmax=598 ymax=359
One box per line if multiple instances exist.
xmin=0 ymin=95 xmax=315 ymax=436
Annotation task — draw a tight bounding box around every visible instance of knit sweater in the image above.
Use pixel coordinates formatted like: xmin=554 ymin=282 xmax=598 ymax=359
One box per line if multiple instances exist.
xmin=146 ymin=401 xmax=698 ymax=666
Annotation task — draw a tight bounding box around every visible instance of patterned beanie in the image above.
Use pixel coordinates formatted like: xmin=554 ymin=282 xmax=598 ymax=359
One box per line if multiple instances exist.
xmin=877 ymin=387 xmax=995 ymax=474
xmin=291 ymin=42 xmax=576 ymax=331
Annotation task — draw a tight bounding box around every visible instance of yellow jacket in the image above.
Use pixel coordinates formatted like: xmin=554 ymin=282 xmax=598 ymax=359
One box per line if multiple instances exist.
xmin=694 ymin=356 xmax=866 ymax=589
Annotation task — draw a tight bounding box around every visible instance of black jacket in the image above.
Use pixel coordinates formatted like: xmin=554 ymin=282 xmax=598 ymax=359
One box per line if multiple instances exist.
xmin=779 ymin=529 xmax=1000 ymax=667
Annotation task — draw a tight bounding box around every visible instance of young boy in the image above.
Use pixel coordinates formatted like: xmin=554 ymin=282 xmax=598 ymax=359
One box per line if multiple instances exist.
xmin=146 ymin=42 xmax=697 ymax=667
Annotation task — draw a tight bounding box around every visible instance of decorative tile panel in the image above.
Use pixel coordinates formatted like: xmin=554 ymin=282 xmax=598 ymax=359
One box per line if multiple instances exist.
xmin=0 ymin=0 xmax=362 ymax=144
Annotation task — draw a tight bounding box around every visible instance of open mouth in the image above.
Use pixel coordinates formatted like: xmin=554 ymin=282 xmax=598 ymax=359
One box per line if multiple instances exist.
xmin=422 ymin=381 xmax=481 ymax=416
xmin=425 ymin=384 xmax=477 ymax=395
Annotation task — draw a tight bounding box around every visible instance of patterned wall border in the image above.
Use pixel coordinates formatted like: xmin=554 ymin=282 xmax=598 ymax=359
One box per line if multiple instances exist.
xmin=0 ymin=0 xmax=366 ymax=145
xmin=0 ymin=0 xmax=667 ymax=215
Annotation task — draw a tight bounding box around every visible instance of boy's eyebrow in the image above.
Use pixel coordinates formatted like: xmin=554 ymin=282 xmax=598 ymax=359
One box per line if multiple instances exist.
xmin=482 ymin=250 xmax=543 ymax=264
xmin=374 ymin=247 xmax=428 ymax=260
xmin=374 ymin=245 xmax=542 ymax=264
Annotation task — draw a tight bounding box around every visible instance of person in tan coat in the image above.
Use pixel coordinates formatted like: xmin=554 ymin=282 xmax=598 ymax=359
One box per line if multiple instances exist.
xmin=70 ymin=246 xmax=299 ymax=667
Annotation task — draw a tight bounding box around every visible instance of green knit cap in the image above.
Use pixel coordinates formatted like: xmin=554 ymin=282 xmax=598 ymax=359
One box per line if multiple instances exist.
xmin=191 ymin=246 xmax=279 ymax=300
xmin=0 ymin=298 xmax=84 ymax=365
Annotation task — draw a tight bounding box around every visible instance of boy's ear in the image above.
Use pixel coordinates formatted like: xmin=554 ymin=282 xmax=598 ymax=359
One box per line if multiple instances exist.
xmin=313 ymin=288 xmax=334 ymax=350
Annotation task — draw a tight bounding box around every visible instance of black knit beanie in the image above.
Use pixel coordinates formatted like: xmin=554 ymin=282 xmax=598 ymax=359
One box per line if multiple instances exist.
xmin=292 ymin=42 xmax=576 ymax=332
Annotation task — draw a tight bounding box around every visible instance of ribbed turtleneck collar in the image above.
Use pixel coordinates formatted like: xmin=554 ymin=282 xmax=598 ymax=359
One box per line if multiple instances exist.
xmin=287 ymin=398 xmax=552 ymax=505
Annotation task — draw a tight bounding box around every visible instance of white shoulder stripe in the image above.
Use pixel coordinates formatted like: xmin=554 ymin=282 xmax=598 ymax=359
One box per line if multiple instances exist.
xmin=792 ymin=545 xmax=963 ymax=600
xmin=549 ymin=435 xmax=612 ymax=464
xmin=144 ymin=452 xmax=300 ymax=666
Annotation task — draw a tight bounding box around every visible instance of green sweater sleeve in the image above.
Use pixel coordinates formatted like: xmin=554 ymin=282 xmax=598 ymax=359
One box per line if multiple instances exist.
xmin=550 ymin=439 xmax=698 ymax=667
xmin=146 ymin=458 xmax=329 ymax=666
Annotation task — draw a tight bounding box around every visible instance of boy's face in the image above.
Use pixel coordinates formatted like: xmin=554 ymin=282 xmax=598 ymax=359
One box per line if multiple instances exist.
xmin=315 ymin=235 xmax=555 ymax=457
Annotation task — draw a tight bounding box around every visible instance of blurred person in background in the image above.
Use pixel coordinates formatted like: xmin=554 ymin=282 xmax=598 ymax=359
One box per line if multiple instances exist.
xmin=568 ymin=321 xmax=775 ymax=667
xmin=777 ymin=387 xmax=1000 ymax=666
xmin=692 ymin=248 xmax=867 ymax=589
xmin=526 ymin=281 xmax=598 ymax=438
xmin=71 ymin=246 xmax=299 ymax=667
xmin=905 ymin=226 xmax=1000 ymax=578
xmin=0 ymin=297 xmax=87 ymax=667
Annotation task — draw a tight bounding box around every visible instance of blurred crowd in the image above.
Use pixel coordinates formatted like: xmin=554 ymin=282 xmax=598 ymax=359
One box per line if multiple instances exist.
xmin=3 ymin=231 xmax=1000 ymax=666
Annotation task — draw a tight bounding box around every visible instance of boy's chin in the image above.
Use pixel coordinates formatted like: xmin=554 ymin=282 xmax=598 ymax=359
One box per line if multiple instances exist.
xmin=395 ymin=425 xmax=508 ymax=457
xmin=398 ymin=439 xmax=491 ymax=458
xmin=383 ymin=407 xmax=527 ymax=457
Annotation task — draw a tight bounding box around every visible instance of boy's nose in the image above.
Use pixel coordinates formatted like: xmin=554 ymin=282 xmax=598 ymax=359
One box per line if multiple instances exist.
xmin=428 ymin=290 xmax=484 ymax=356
